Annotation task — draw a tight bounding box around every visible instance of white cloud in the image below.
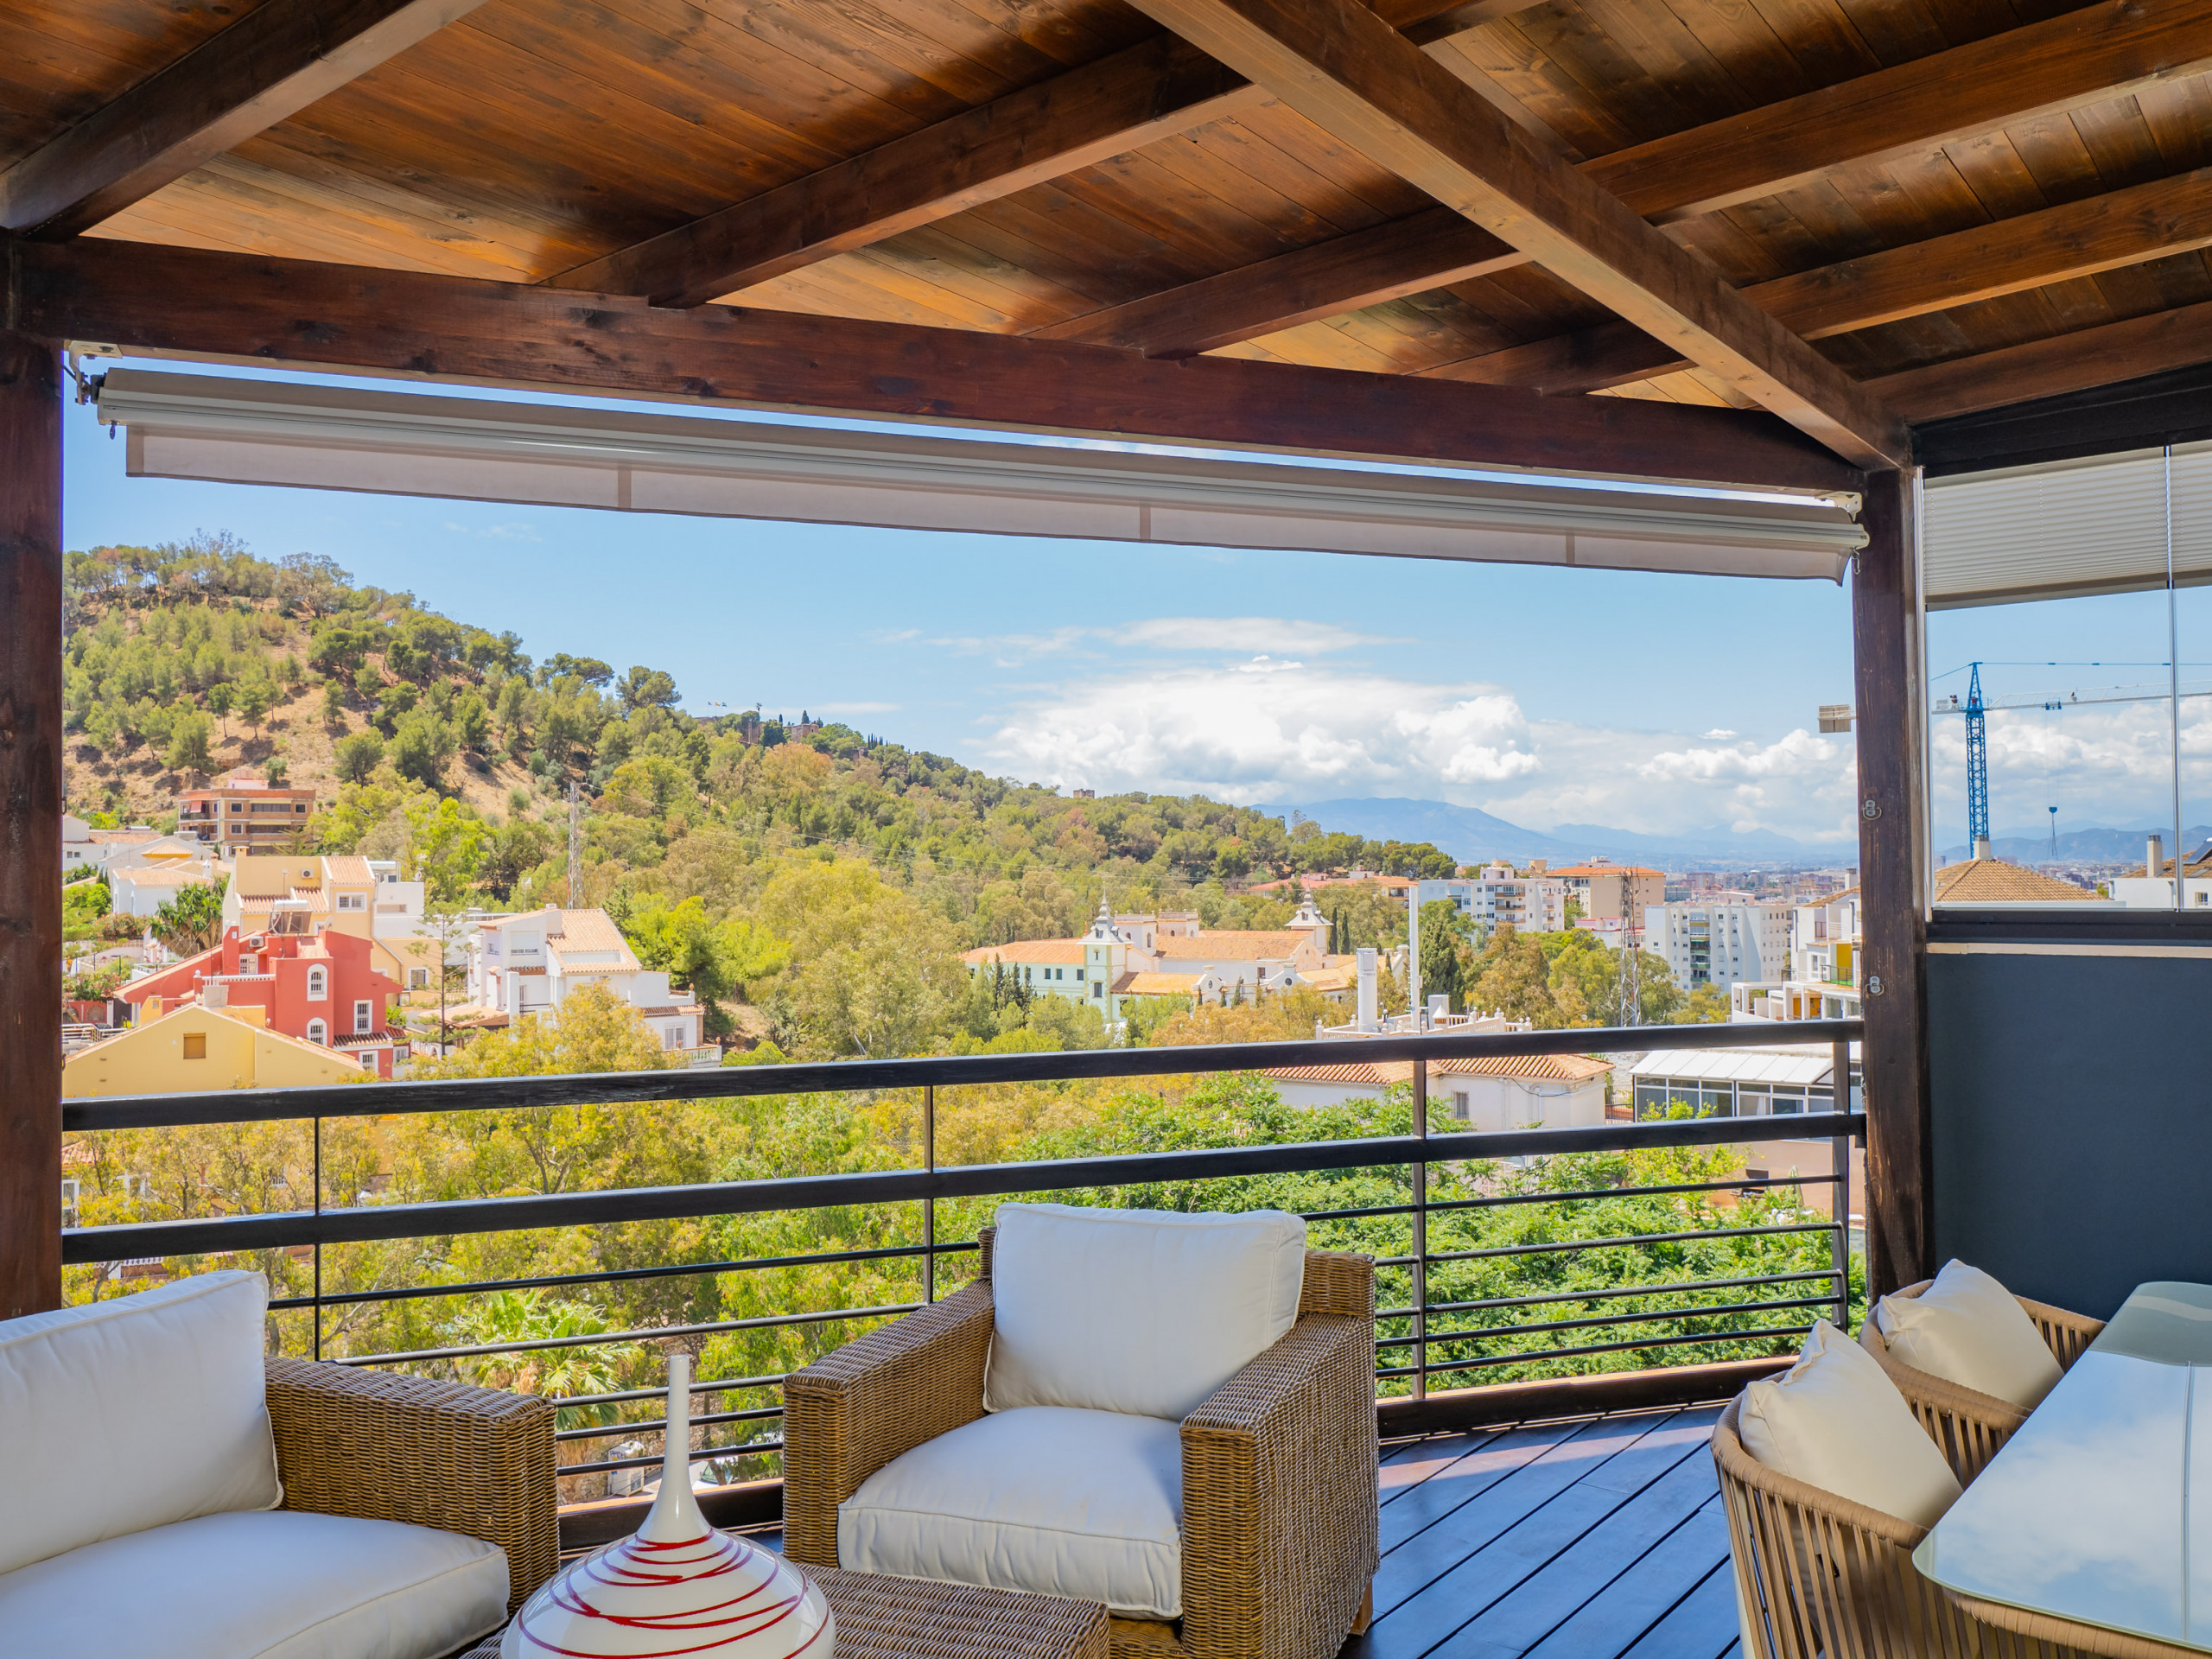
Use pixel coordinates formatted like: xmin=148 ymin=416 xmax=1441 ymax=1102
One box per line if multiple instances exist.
xmin=443 ymin=519 xmax=542 ymax=543
xmin=1702 ymin=728 xmax=1738 ymax=740
xmin=816 ymin=701 xmax=900 ymax=715
xmin=980 ymin=656 xmax=1863 ymax=842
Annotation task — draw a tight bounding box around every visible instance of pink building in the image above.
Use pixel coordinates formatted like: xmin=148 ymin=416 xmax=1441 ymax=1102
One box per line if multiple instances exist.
xmin=123 ymin=925 xmax=406 ymax=1077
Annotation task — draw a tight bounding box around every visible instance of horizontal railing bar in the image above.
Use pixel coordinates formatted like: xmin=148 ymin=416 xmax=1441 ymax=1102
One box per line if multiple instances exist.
xmin=1427 ymin=1173 xmax=1842 ymax=1213
xmin=335 ymin=1303 xmax=916 ymax=1366
xmin=1378 ymin=1323 xmax=1815 ymax=1376
xmin=1427 ymin=1220 xmax=1839 ymax=1262
xmin=266 ymin=1241 xmax=973 ymax=1310
xmin=550 ymin=1374 xmax=787 ymax=1409
xmin=65 ymin=1020 xmax=1859 ymax=1130
xmin=563 ymin=1439 xmax=784 ymax=1478
xmin=557 ymin=1404 xmax=783 ymax=1442
xmin=1422 ymin=1269 xmax=1843 ymax=1316
xmin=1377 ymin=1294 xmax=1837 ymax=1349
xmin=62 ymin=1112 xmax=1863 ymax=1261
xmin=1291 ymin=1170 xmax=1840 ymax=1227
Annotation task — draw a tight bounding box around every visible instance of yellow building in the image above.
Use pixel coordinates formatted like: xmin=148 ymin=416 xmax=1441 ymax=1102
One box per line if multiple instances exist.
xmin=63 ymin=1000 xmax=372 ymax=1096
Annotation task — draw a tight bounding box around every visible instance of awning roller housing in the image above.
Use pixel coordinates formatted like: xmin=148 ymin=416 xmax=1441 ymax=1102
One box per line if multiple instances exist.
xmin=94 ymin=371 xmax=1867 ymax=582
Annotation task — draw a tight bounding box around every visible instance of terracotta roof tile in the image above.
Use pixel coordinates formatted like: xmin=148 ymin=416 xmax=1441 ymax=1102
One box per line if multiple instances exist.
xmin=962 ymin=939 xmax=1088 ymax=965
xmin=1932 ymin=859 xmax=2095 ymax=903
xmin=1154 ymin=931 xmax=1314 ymax=960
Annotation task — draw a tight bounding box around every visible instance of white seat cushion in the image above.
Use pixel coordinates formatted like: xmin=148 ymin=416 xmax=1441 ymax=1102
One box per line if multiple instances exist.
xmin=838 ymin=1406 xmax=1184 ymax=1618
xmin=985 ymin=1203 xmax=1306 ymax=1421
xmin=0 ymin=1509 xmax=508 ymax=1659
xmin=1873 ymin=1260 xmax=2065 ymax=1410
xmin=1738 ymin=1319 xmax=1962 ymax=1529
xmin=0 ymin=1268 xmax=281 ymax=1576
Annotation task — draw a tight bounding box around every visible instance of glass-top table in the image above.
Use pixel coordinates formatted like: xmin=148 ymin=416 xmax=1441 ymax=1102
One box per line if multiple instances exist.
xmin=1916 ymin=1281 xmax=2212 ymax=1654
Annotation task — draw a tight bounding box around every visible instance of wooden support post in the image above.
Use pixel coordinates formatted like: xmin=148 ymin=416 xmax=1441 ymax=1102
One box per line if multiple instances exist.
xmin=0 ymin=327 xmax=63 ymax=1318
xmin=1852 ymin=468 xmax=1933 ymax=1299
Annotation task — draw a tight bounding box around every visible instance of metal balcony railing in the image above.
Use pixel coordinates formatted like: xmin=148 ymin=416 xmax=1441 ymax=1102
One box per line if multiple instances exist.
xmin=60 ymin=1019 xmax=1862 ymax=1497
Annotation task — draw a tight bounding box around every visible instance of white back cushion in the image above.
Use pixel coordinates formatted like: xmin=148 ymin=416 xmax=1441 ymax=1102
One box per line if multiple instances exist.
xmin=984 ymin=1204 xmax=1306 ymax=1421
xmin=1738 ymin=1319 xmax=1961 ymax=1529
xmin=0 ymin=1270 xmax=281 ymax=1576
xmin=1874 ymin=1259 xmax=2064 ymax=1410
xmin=839 ymin=1406 xmax=1184 ymax=1618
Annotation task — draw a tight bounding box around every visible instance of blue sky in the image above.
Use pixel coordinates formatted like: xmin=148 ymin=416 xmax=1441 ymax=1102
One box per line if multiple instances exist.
xmin=60 ymin=359 xmax=1916 ymax=849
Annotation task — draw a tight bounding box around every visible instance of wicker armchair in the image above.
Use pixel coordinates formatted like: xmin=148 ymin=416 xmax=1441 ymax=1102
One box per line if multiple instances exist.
xmin=1858 ymin=1278 xmax=2106 ymax=1421
xmin=265 ymin=1357 xmax=559 ymax=1618
xmin=783 ymin=1231 xmax=1378 ymax=1659
xmin=1714 ymin=1377 xmax=2075 ymax=1659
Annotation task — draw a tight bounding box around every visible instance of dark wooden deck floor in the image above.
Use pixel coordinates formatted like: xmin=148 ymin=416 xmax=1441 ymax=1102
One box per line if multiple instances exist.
xmin=1351 ymin=1405 xmax=1737 ymax=1659
xmin=755 ymin=1404 xmax=1737 ymax=1659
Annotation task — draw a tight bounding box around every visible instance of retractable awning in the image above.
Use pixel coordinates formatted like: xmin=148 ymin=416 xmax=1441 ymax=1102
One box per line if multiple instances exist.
xmin=1923 ymin=442 xmax=2212 ymax=609
xmin=93 ymin=371 xmax=1867 ymax=582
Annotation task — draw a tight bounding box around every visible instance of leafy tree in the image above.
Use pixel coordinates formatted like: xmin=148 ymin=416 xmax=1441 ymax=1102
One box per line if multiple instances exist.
xmin=321 ymin=679 xmax=347 ymax=725
xmin=615 ymin=893 xmax=789 ymax=1039
xmin=234 ymin=677 xmax=274 ymax=737
xmin=1467 ymin=928 xmax=1566 ymax=1027
xmin=618 ymin=665 xmax=681 ymax=711
xmin=163 ymin=709 xmax=213 ymax=774
xmin=480 ymin=820 xmax=554 ymax=901
xmin=205 ymin=680 xmax=233 ymax=735
xmin=334 ymin=730 xmax=386 ymax=785
xmin=451 ymin=1291 xmax=637 ymax=1430
xmin=1415 ymin=898 xmax=1475 ymax=1012
xmin=150 ymin=881 xmax=224 ymax=954
xmin=390 ymin=714 xmax=456 ymax=788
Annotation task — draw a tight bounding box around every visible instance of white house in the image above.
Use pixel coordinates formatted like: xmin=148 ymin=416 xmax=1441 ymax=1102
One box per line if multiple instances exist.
xmin=464 ymin=906 xmax=707 ymax=1055
xmin=1262 ymin=1052 xmax=1610 ymax=1129
xmin=1620 ymin=1042 xmax=1861 ymax=1218
xmin=101 ymin=835 xmax=227 ymax=918
xmin=62 ymin=815 xmax=96 ymax=874
xmin=1730 ymin=887 xmax=1864 ymax=1021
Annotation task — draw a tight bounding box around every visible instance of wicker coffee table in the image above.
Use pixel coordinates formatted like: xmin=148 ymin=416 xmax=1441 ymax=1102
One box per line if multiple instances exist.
xmin=456 ymin=1560 xmax=1111 ymax=1659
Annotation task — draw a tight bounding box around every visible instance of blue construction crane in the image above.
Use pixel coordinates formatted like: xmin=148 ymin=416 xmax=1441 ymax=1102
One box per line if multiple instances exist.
xmin=1965 ymin=662 xmax=1989 ymax=851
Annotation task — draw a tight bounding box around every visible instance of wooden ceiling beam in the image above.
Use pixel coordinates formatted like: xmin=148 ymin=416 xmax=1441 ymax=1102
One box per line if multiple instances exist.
xmin=1871 ymin=300 xmax=2212 ymax=425
xmin=549 ymin=0 xmax=1533 ymax=308
xmin=1116 ymin=0 xmax=1907 ymax=467
xmin=0 ymin=0 xmax=487 ymax=239
xmin=1042 ymin=0 xmax=2212 ymax=359
xmin=1428 ymin=162 xmax=2212 ymax=393
xmin=5 ymin=238 xmax=1858 ymax=495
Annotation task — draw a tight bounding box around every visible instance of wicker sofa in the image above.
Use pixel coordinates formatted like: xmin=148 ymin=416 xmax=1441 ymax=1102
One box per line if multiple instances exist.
xmin=265 ymin=1355 xmax=559 ymax=1620
xmin=782 ymin=1228 xmax=1378 ymax=1659
xmin=0 ymin=1271 xmax=557 ymax=1659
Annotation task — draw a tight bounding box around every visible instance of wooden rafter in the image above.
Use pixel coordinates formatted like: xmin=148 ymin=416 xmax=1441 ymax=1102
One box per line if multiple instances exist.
xmin=0 ymin=0 xmax=488 ymax=240
xmin=1115 ymin=0 xmax=1908 ymax=468
xmin=549 ymin=0 xmax=1533 ymax=308
xmin=1429 ymin=165 xmax=2212 ymax=394
xmin=5 ymin=238 xmax=1857 ymax=495
xmin=1039 ymin=0 xmax=2212 ymax=359
xmin=1871 ymin=300 xmax=2212 ymax=424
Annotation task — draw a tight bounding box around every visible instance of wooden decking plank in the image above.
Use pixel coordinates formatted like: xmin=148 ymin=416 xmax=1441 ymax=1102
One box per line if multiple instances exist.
xmin=1616 ymin=1559 xmax=1743 ymax=1659
xmin=1381 ymin=1429 xmax=1508 ymax=1505
xmin=1365 ymin=1409 xmax=1713 ymax=1654
xmin=1433 ymin=1420 xmax=1726 ymax=1657
xmin=1379 ymin=1414 xmax=1628 ymax=1557
xmin=1516 ymin=1494 xmax=1732 ymax=1659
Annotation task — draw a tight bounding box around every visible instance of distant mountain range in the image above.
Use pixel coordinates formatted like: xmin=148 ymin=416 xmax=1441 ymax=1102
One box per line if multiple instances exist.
xmin=1258 ymin=797 xmax=1850 ymax=870
xmin=1938 ymin=823 xmax=2212 ymax=866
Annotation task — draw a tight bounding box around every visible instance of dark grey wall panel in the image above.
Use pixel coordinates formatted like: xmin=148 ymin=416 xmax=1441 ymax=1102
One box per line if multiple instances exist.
xmin=1928 ymin=950 xmax=2212 ymax=1319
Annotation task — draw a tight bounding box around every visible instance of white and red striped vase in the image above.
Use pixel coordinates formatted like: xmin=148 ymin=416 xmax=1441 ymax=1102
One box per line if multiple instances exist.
xmin=503 ymin=1354 xmax=834 ymax=1659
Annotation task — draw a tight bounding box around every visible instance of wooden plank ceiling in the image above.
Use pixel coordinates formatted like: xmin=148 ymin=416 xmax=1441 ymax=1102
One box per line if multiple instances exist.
xmin=5 ymin=0 xmax=2211 ymax=458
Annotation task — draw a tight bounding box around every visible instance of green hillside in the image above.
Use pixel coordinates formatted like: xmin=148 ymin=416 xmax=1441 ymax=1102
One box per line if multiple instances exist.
xmin=66 ymin=532 xmax=1520 ymax=1053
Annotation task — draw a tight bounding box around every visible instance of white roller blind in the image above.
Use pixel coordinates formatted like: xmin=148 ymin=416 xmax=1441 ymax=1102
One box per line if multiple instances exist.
xmin=1923 ymin=442 xmax=2212 ymax=608
xmin=94 ymin=371 xmax=1866 ymax=582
